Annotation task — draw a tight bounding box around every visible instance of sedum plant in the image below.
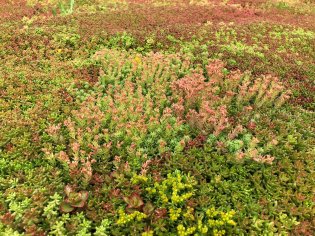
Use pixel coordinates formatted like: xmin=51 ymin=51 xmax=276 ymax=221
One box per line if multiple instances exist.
xmin=171 ymin=59 xmax=291 ymax=163
xmin=60 ymin=185 xmax=88 ymax=213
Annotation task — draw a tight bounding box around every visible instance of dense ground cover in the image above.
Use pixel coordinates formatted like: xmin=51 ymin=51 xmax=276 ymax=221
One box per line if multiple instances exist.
xmin=0 ymin=0 xmax=314 ymax=235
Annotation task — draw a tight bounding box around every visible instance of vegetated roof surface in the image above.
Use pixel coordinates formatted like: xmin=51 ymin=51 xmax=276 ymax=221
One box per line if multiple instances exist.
xmin=0 ymin=0 xmax=314 ymax=235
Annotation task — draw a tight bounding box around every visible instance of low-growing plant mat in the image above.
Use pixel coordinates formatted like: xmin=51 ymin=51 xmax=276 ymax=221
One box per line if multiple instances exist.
xmin=0 ymin=0 xmax=314 ymax=235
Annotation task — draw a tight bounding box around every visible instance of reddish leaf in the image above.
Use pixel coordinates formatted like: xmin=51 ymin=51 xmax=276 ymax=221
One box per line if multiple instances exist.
xmin=154 ymin=208 xmax=167 ymax=220
xmin=123 ymin=193 xmax=144 ymax=209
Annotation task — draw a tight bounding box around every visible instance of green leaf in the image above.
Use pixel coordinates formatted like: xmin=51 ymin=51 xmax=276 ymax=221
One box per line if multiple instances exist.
xmin=143 ymin=202 xmax=155 ymax=215
xmin=71 ymin=191 xmax=88 ymax=208
xmin=60 ymin=202 xmax=74 ymax=213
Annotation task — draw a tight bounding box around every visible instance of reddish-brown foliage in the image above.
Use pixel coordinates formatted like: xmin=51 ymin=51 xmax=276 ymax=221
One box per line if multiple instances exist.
xmin=77 ymin=1 xmax=315 ymax=41
xmin=185 ymin=134 xmax=207 ymax=150
xmin=0 ymin=0 xmax=52 ymax=22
